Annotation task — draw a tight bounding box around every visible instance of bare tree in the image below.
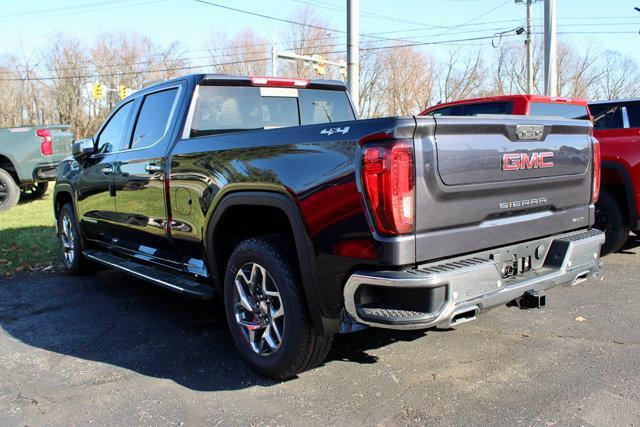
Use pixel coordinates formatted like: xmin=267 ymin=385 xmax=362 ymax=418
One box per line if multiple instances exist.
xmin=439 ymin=48 xmax=485 ymax=102
xmin=591 ymin=50 xmax=640 ymax=100
xmin=205 ymin=29 xmax=270 ymax=76
xmin=42 ymin=32 xmax=92 ymax=137
xmin=281 ymin=7 xmax=339 ymax=79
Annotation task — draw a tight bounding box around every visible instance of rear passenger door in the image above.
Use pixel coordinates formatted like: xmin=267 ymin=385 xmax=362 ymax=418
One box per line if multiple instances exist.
xmin=111 ymin=84 xmax=183 ymax=265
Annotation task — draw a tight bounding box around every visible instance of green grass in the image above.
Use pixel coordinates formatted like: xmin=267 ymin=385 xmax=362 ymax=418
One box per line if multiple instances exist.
xmin=0 ymin=189 xmax=60 ymax=276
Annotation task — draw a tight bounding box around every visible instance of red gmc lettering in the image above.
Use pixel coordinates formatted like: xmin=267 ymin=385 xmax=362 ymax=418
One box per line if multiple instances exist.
xmin=502 ymin=152 xmax=554 ymax=171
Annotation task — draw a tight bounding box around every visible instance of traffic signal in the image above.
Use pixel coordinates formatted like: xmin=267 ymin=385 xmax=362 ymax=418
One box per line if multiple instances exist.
xmin=92 ymin=82 xmax=103 ymax=100
xmin=119 ymin=85 xmax=127 ymax=100
xmin=313 ymin=56 xmax=326 ymax=76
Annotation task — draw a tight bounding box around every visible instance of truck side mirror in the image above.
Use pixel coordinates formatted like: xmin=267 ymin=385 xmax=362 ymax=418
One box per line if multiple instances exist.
xmin=72 ymin=138 xmax=96 ymax=159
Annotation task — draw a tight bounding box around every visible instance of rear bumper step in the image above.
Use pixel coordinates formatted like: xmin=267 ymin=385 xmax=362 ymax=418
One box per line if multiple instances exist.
xmin=343 ymin=229 xmax=605 ymax=330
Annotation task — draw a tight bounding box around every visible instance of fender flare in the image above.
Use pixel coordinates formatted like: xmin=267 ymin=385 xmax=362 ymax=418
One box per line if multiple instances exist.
xmin=204 ymin=191 xmax=336 ymax=335
xmin=601 ymin=161 xmax=638 ymax=229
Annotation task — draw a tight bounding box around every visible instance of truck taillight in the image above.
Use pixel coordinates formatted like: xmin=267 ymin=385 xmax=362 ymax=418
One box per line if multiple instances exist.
xmin=361 ymin=140 xmax=415 ymax=235
xmin=592 ymin=137 xmax=601 ymax=204
xmin=37 ymin=128 xmax=53 ymax=156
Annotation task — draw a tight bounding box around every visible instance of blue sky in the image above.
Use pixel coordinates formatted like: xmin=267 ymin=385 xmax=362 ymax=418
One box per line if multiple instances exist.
xmin=1 ymin=0 xmax=639 ymax=64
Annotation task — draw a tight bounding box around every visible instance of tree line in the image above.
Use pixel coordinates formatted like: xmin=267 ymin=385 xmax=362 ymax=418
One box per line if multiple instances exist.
xmin=1 ymin=7 xmax=639 ymax=138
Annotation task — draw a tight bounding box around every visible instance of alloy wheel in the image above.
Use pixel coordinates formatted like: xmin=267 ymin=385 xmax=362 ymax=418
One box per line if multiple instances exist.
xmin=0 ymin=179 xmax=6 ymax=206
xmin=233 ymin=262 xmax=285 ymax=356
xmin=60 ymin=214 xmax=75 ymax=265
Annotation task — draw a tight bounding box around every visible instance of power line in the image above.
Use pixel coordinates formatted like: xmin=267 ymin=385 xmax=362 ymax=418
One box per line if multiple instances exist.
xmin=0 ymin=57 xmax=271 ymax=82
xmin=0 ymin=0 xmax=169 ymax=23
xmin=192 ymin=0 xmax=413 ymax=44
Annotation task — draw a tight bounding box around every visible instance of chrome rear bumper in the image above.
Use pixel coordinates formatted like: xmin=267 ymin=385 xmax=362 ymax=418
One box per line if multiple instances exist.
xmin=343 ymin=229 xmax=605 ymax=330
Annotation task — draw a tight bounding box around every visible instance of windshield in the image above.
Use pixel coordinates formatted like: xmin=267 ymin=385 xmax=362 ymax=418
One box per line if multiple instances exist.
xmin=190 ymin=86 xmax=355 ymax=138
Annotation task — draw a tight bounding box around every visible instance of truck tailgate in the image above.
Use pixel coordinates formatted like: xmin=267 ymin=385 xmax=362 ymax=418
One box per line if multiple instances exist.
xmin=47 ymin=125 xmax=74 ymax=161
xmin=413 ymin=115 xmax=594 ymax=262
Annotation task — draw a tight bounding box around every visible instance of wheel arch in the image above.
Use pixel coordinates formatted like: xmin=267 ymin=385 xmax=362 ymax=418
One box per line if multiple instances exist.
xmin=53 ymin=185 xmax=75 ymax=221
xmin=204 ymin=190 xmax=334 ymax=335
xmin=0 ymin=153 xmax=19 ymax=183
xmin=601 ymin=161 xmax=638 ymax=229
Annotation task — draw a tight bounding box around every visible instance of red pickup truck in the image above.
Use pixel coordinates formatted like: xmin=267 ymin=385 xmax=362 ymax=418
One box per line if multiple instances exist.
xmin=420 ymin=94 xmax=591 ymax=120
xmin=589 ymin=99 xmax=640 ymax=254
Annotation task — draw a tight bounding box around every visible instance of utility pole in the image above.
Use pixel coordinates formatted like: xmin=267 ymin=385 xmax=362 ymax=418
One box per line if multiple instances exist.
xmin=543 ymin=0 xmax=557 ymax=96
xmin=271 ymin=46 xmax=278 ymax=76
xmin=525 ymin=0 xmax=534 ymax=93
xmin=347 ymin=0 xmax=359 ymax=113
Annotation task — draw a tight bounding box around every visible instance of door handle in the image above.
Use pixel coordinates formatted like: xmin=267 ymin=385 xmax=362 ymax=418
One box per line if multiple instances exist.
xmin=101 ymin=166 xmax=113 ymax=174
xmin=145 ymin=164 xmax=162 ymax=173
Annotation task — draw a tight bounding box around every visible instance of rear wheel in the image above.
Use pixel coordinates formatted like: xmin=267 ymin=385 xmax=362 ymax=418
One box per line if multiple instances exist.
xmin=20 ymin=182 xmax=49 ymax=200
xmin=223 ymin=236 xmax=333 ymax=379
xmin=594 ymin=190 xmax=630 ymax=255
xmin=58 ymin=203 xmax=89 ymax=274
xmin=0 ymin=168 xmax=20 ymax=211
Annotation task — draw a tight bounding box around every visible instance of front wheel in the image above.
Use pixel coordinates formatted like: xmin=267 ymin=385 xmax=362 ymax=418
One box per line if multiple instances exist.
xmin=58 ymin=203 xmax=89 ymax=274
xmin=223 ymin=236 xmax=333 ymax=379
xmin=594 ymin=190 xmax=630 ymax=255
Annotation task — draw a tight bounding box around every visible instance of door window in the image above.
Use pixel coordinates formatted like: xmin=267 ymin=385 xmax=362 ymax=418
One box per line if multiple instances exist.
xmin=97 ymin=101 xmax=134 ymax=153
xmin=626 ymin=104 xmax=640 ymax=129
xmin=589 ymin=104 xmax=623 ymax=130
xmin=130 ymin=88 xmax=179 ymax=150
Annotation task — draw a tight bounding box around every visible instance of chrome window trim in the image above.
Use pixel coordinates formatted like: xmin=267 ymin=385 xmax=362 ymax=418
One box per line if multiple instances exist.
xmin=622 ymin=106 xmax=630 ymax=129
xmin=108 ymin=84 xmax=183 ymax=155
xmin=181 ymin=84 xmax=199 ymax=140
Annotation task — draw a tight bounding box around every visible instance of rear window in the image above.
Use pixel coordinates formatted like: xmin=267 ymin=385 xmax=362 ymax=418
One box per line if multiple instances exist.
xmin=589 ymin=104 xmax=624 ymax=130
xmin=426 ymin=101 xmax=512 ymax=116
xmin=459 ymin=102 xmax=512 ymax=116
xmin=189 ymin=86 xmax=354 ymax=138
xmin=627 ymin=104 xmax=640 ymax=128
xmin=529 ymin=102 xmax=589 ymax=120
xmin=298 ymin=89 xmax=355 ymax=125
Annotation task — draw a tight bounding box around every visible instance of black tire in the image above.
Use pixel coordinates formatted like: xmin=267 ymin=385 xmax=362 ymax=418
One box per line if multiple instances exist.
xmin=58 ymin=203 xmax=90 ymax=275
xmin=594 ymin=190 xmax=630 ymax=255
xmin=20 ymin=182 xmax=49 ymax=200
xmin=223 ymin=236 xmax=333 ymax=379
xmin=0 ymin=167 xmax=20 ymax=211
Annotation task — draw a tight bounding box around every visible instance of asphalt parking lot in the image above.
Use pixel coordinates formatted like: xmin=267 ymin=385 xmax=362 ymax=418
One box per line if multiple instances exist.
xmin=1 ymin=237 xmax=639 ymax=425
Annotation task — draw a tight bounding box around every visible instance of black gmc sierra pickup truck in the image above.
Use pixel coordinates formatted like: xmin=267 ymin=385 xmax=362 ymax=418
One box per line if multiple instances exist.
xmin=54 ymin=74 xmax=605 ymax=378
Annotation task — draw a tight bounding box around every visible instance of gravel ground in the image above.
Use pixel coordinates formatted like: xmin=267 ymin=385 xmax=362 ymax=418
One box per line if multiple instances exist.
xmin=1 ymin=236 xmax=639 ymax=426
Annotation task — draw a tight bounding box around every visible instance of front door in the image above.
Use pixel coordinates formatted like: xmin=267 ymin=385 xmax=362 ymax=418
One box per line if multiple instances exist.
xmin=76 ymin=100 xmax=136 ymax=244
xmin=111 ymin=85 xmax=182 ymax=266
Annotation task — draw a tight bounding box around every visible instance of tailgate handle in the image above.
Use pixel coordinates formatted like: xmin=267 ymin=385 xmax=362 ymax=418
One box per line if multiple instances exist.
xmin=516 ymin=125 xmax=544 ymax=141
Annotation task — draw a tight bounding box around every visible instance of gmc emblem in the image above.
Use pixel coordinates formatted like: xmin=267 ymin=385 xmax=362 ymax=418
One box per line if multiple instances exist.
xmin=502 ymin=152 xmax=554 ymax=171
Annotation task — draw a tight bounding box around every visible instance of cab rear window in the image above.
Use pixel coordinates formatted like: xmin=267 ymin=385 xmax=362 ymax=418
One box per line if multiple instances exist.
xmin=189 ymin=86 xmax=355 ymax=138
xmin=427 ymin=101 xmax=513 ymax=116
xmin=529 ymin=103 xmax=589 ymax=120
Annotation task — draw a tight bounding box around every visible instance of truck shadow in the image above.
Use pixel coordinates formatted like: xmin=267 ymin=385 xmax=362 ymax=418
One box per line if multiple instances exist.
xmin=0 ymin=270 xmax=427 ymax=391
xmin=619 ymin=233 xmax=640 ymax=254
